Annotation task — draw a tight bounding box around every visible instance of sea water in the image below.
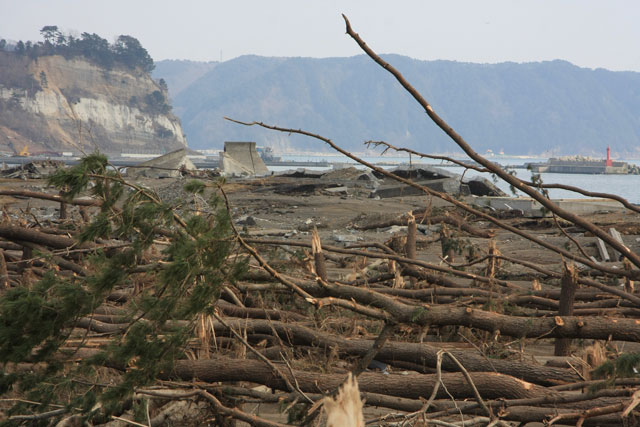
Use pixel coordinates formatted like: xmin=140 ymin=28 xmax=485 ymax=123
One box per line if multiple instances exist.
xmin=270 ymin=154 xmax=640 ymax=205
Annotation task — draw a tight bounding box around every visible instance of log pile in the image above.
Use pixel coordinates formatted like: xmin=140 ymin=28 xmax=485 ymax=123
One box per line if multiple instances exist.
xmin=2 ymin=176 xmax=640 ymax=426
xmin=2 ymin=16 xmax=640 ymax=427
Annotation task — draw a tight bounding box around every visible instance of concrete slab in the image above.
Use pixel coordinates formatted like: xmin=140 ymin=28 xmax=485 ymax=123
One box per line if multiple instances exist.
xmin=127 ymin=148 xmax=196 ymax=179
xmin=374 ymin=165 xmax=457 ymax=180
xmin=608 ymin=228 xmax=627 ymax=261
xmin=469 ymin=197 xmax=626 ymax=217
xmin=463 ymin=176 xmax=507 ymax=197
xmin=221 ymin=141 xmax=269 ymax=177
xmin=324 ymin=186 xmax=349 ymax=195
xmin=370 ymin=178 xmax=463 ymax=199
xmin=276 ymin=169 xmax=326 ymax=178
xmin=596 ymin=238 xmax=610 ymax=262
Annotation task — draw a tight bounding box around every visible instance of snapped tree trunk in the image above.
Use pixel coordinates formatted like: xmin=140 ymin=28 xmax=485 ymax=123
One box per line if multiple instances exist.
xmin=555 ymin=262 xmax=578 ymax=356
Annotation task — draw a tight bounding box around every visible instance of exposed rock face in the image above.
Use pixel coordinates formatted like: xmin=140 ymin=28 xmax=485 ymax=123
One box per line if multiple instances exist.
xmin=0 ymin=52 xmax=186 ymax=155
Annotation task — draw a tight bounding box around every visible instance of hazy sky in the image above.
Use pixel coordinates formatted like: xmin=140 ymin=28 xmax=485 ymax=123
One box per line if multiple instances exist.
xmin=2 ymin=0 xmax=640 ymax=71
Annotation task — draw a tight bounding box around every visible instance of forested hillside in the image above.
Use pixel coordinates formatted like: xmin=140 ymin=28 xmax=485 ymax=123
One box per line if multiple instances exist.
xmin=153 ymin=59 xmax=218 ymax=98
xmin=156 ymin=55 xmax=640 ymax=156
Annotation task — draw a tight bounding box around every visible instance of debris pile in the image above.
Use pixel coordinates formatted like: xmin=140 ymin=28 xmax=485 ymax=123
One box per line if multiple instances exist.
xmin=2 ymin=158 xmax=640 ymax=426
xmin=0 ymin=160 xmax=65 ymax=179
xmin=3 ymin=21 xmax=640 ymax=425
xmin=259 ymin=165 xmax=505 ymax=200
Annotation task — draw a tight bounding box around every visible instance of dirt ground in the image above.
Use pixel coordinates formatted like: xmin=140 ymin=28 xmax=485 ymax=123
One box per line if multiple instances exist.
xmin=221 ymin=177 xmax=640 ymax=269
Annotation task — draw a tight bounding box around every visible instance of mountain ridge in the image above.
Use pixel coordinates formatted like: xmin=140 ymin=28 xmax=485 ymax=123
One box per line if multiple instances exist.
xmin=155 ymin=55 xmax=640 ymax=157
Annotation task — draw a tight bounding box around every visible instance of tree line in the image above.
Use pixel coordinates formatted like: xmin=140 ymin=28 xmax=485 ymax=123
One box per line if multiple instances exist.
xmin=0 ymin=26 xmax=154 ymax=73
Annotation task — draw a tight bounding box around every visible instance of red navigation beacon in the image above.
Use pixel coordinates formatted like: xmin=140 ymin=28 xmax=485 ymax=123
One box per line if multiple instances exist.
xmin=606 ymin=146 xmax=613 ymax=167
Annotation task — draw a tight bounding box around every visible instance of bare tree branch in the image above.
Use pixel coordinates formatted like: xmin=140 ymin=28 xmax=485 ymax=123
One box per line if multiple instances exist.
xmin=341 ymin=13 xmax=640 ymax=270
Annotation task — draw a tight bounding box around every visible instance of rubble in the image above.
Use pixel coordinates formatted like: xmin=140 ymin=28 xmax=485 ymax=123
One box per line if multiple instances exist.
xmin=273 ymin=182 xmax=329 ymax=195
xmin=463 ymin=176 xmax=508 ymax=197
xmin=370 ymin=177 xmax=466 ymax=199
xmin=236 ymin=215 xmax=258 ymax=226
xmin=259 ymin=165 xmax=514 ymax=200
xmin=0 ymin=160 xmax=65 ymax=179
xmin=153 ymin=178 xmax=209 ymax=214
xmin=277 ymin=168 xmax=326 ymax=178
xmin=373 ymin=165 xmax=457 ymax=180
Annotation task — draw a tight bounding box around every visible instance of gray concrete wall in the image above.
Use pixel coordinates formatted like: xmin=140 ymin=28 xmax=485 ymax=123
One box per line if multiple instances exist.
xmin=127 ymin=148 xmax=196 ymax=178
xmin=221 ymin=142 xmax=269 ymax=176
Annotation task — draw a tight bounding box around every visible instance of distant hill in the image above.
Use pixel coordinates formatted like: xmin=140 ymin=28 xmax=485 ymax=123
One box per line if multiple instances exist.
xmin=153 ymin=59 xmax=218 ymax=98
xmin=154 ymin=55 xmax=640 ymax=157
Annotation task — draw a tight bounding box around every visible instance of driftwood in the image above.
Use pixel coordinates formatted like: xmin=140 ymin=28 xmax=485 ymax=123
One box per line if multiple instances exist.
xmin=211 ymin=318 xmax=581 ymax=386
xmin=169 ymin=356 xmax=555 ymax=400
xmin=356 ymin=211 xmax=494 ymax=238
xmin=0 ymin=225 xmax=94 ymax=250
xmin=0 ymin=189 xmax=100 ymax=206
xmin=6 ymin=18 xmax=640 ymax=427
xmin=5 ymin=162 xmax=640 ymax=427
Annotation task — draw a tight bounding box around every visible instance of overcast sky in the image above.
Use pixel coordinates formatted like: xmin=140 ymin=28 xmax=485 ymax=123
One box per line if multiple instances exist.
xmin=2 ymin=0 xmax=640 ymax=71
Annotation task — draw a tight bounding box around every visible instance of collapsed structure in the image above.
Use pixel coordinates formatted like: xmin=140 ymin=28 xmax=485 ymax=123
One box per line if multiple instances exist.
xmin=220 ymin=141 xmax=269 ymax=177
xmin=127 ymin=148 xmax=196 ymax=179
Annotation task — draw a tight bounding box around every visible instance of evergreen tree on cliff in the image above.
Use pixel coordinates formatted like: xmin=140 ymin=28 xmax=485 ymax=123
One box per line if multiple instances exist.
xmin=12 ymin=27 xmax=154 ymax=74
xmin=113 ymin=35 xmax=154 ymax=73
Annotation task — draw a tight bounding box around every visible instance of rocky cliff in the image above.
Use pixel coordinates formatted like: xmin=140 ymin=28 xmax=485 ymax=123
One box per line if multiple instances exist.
xmin=0 ymin=52 xmax=186 ymax=155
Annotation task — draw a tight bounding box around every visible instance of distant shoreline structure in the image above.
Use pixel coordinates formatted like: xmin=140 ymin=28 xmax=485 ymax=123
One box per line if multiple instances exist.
xmin=525 ymin=147 xmax=640 ymax=175
xmin=4 ymin=146 xmax=640 ymax=174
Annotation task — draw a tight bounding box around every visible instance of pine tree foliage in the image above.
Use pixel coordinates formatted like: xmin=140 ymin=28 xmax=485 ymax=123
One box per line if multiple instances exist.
xmin=591 ymin=352 xmax=640 ymax=392
xmin=0 ymin=154 xmax=241 ymax=424
xmin=11 ymin=27 xmax=154 ymax=73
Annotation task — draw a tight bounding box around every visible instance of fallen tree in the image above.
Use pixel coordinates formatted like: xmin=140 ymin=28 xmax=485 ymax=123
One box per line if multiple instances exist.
xmin=2 ymin=16 xmax=640 ymax=427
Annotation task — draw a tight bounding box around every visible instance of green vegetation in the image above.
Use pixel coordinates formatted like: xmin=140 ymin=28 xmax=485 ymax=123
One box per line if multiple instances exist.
xmin=0 ymin=155 xmax=241 ymax=422
xmin=1 ymin=26 xmax=154 ymax=73
xmin=145 ymin=90 xmax=171 ymax=114
xmin=594 ymin=352 xmax=640 ymax=382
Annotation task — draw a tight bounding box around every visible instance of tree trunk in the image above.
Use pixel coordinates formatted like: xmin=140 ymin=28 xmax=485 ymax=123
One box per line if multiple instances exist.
xmin=169 ymin=356 xmax=556 ymax=400
xmin=0 ymin=225 xmax=93 ymax=250
xmin=555 ymin=263 xmax=578 ymax=356
xmin=213 ymin=318 xmax=581 ymax=386
xmin=405 ymin=212 xmax=417 ymax=287
xmin=0 ymin=189 xmax=100 ymax=206
xmin=0 ymin=249 xmax=8 ymax=289
xmin=59 ymin=190 xmax=68 ymax=220
xmin=304 ymin=279 xmax=640 ymax=342
xmin=311 ymin=227 xmax=327 ymax=281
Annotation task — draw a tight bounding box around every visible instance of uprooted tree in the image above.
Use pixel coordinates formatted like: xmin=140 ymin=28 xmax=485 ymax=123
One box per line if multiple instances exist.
xmin=1 ymin=15 xmax=640 ymax=427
